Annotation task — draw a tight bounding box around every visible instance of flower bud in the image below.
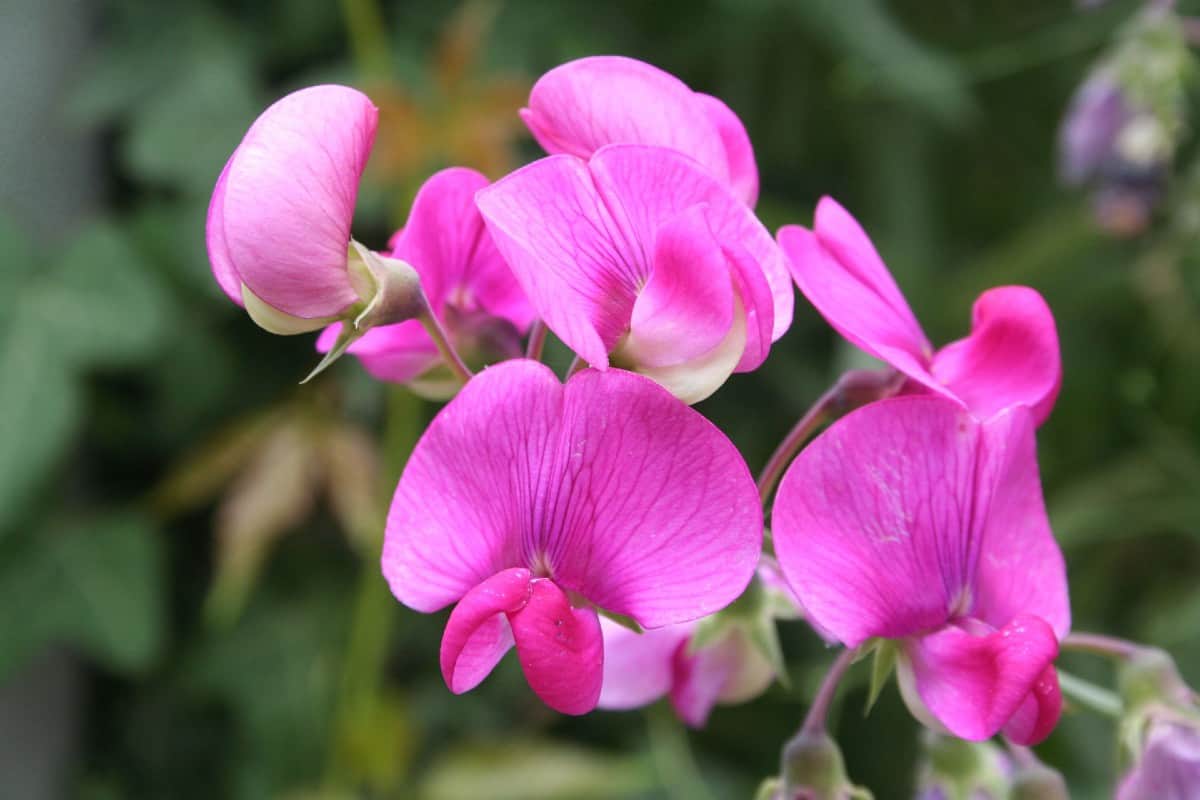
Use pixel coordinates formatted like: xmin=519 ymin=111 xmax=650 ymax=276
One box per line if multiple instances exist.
xmin=780 ymin=731 xmax=871 ymax=800
xmin=1010 ymin=764 xmax=1069 ymax=800
xmin=914 ymin=731 xmax=1010 ymax=800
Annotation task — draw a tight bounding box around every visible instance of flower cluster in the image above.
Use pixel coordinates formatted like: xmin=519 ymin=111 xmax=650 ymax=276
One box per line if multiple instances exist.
xmin=207 ymin=54 xmax=1080 ymax=776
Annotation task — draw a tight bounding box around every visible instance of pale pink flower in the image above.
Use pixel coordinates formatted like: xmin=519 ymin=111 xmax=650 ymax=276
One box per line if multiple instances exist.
xmin=772 ymin=396 xmax=1070 ymax=745
xmin=1118 ymin=719 xmax=1200 ymax=800
xmin=521 ymin=55 xmax=759 ymax=206
xmin=384 ymin=360 xmax=762 ymax=714
xmin=316 ymin=167 xmax=533 ymax=394
xmin=476 ymin=145 xmax=793 ymax=403
xmin=778 ymin=198 xmax=1061 ymax=424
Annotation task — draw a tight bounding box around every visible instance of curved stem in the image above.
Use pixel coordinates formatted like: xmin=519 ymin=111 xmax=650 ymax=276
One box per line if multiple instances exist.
xmin=1062 ymin=632 xmax=1144 ymax=660
xmin=757 ymin=369 xmax=900 ymax=505
xmin=525 ymin=320 xmax=548 ymax=361
xmin=419 ymin=310 xmax=474 ymax=384
xmin=801 ymin=648 xmax=858 ymax=736
xmin=1057 ymin=670 xmax=1123 ymax=718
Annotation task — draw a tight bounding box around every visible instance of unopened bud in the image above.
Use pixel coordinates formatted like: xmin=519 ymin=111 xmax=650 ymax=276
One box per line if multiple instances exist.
xmin=1010 ymin=764 xmax=1069 ymax=800
xmin=781 ymin=731 xmax=871 ymax=800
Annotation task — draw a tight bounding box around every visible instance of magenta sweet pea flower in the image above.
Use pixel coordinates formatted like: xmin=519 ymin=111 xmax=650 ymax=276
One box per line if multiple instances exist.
xmin=383 ymin=359 xmax=762 ymax=714
xmin=207 ymin=85 xmax=425 ymax=337
xmin=777 ymin=198 xmax=1061 ymax=424
xmin=772 ymin=395 xmax=1071 ymax=745
xmin=521 ymin=55 xmax=759 ymax=206
xmin=475 ymin=144 xmax=793 ymax=403
xmin=316 ymin=167 xmax=533 ymax=396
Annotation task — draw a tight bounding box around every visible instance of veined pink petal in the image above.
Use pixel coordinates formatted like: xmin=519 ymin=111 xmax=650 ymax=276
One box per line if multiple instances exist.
xmin=216 ymin=85 xmax=377 ymax=318
xmin=1001 ymin=665 xmax=1063 ymax=746
xmin=508 ymin=578 xmax=604 ymax=715
xmin=725 ymin=241 xmax=776 ymax=372
xmin=440 ymin=567 xmax=529 ymax=694
xmin=778 ymin=200 xmax=938 ymax=396
xmin=205 ymin=159 xmax=241 ymax=304
xmin=590 ymin=145 xmax=791 ymax=342
xmin=931 ymin=286 xmax=1062 ymax=425
xmin=624 ymin=205 xmax=734 ymax=367
xmin=316 ymin=320 xmax=440 ymax=384
xmin=384 ymin=360 xmax=762 ymax=630
xmin=903 ymin=615 xmax=1060 ymax=743
xmin=475 ymin=155 xmax=638 ymax=368
xmin=695 ymin=92 xmax=759 ymax=207
xmin=548 ymin=367 xmax=762 ymax=626
xmin=392 ymin=167 xmax=534 ymax=331
xmin=521 ymin=56 xmax=728 ymax=183
xmin=597 ymin=618 xmax=692 ymax=710
xmin=384 ymin=361 xmax=561 ymax=612
xmin=970 ymin=406 xmax=1071 ymax=639
xmin=772 ymin=396 xmax=985 ymax=646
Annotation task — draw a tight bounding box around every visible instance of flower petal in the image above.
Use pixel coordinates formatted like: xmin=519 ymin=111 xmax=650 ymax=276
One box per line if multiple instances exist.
xmin=695 ymin=92 xmax=759 ymax=207
xmin=970 ymin=406 xmax=1071 ymax=639
xmin=384 ymin=361 xmax=562 ymax=612
xmin=902 ymin=615 xmax=1060 ymax=743
xmin=1001 ymin=665 xmax=1063 ymax=746
xmin=725 ymin=241 xmax=776 ymax=372
xmin=778 ymin=197 xmax=937 ymax=390
xmin=218 ymin=85 xmax=377 ymax=318
xmin=520 ymin=56 xmax=728 ymax=182
xmin=931 ymin=286 xmax=1062 ymax=425
xmin=205 ymin=159 xmax=242 ymax=305
xmin=317 ymin=320 xmax=440 ymax=384
xmin=546 ymin=367 xmax=762 ymax=626
xmin=440 ymin=567 xmax=529 ymax=694
xmin=772 ymin=396 xmax=983 ymax=646
xmin=624 ymin=204 xmax=734 ymax=367
xmin=509 ymin=578 xmax=604 ymax=715
xmin=475 ymin=155 xmax=639 ymax=368
xmin=671 ymin=638 xmax=736 ymax=728
xmin=597 ymin=618 xmax=691 ymax=710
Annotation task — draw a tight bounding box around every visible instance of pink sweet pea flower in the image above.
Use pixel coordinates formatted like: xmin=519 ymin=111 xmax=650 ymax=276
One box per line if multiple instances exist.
xmin=777 ymin=198 xmax=1061 ymax=424
xmin=384 ymin=360 xmax=762 ymax=714
xmin=521 ymin=55 xmax=759 ymax=206
xmin=772 ymin=396 xmax=1071 ymax=745
xmin=316 ymin=167 xmax=533 ymax=396
xmin=208 ymin=85 xmax=413 ymax=335
xmin=475 ymin=144 xmax=793 ymax=403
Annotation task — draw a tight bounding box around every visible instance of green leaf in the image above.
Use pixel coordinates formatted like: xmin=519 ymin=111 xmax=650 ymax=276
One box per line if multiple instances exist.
xmin=0 ymin=513 xmax=164 ymax=679
xmin=864 ymin=639 xmax=896 ymax=715
xmin=598 ymin=607 xmax=644 ymax=635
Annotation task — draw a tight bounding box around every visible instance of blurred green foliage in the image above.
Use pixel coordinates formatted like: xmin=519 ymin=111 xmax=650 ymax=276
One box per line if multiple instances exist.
xmin=2 ymin=0 xmax=1199 ymax=798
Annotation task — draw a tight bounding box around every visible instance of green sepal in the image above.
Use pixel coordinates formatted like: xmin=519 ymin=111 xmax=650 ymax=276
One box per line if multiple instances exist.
xmin=864 ymin=639 xmax=896 ymax=715
xmin=598 ymin=608 xmax=643 ymax=635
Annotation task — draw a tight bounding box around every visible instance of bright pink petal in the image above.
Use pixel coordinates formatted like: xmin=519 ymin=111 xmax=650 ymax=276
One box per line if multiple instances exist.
xmin=772 ymin=396 xmax=985 ymax=646
xmin=725 ymin=241 xmax=776 ymax=372
xmin=904 ymin=615 xmax=1060 ymax=743
xmin=1001 ymin=665 xmax=1063 ymax=746
xmin=475 ymin=155 xmax=639 ymax=368
xmin=317 ymin=320 xmax=440 ymax=384
xmin=440 ymin=567 xmax=529 ymax=694
xmin=597 ymin=619 xmax=692 ymax=710
xmin=695 ymin=92 xmax=759 ymax=207
xmin=671 ymin=638 xmax=737 ymax=728
xmin=547 ymin=367 xmax=762 ymax=627
xmin=591 ymin=145 xmax=791 ymax=343
xmin=970 ymin=406 xmax=1071 ymax=639
xmin=521 ymin=56 xmax=728 ymax=182
xmin=931 ymin=286 xmax=1062 ymax=425
xmin=779 ymin=198 xmax=941 ymax=394
xmin=218 ymin=85 xmax=377 ymax=318
xmin=383 ymin=361 xmax=561 ymax=612
xmin=205 ymin=159 xmax=242 ymax=305
xmin=508 ymin=578 xmax=604 ymax=715
xmin=625 ymin=205 xmax=734 ymax=367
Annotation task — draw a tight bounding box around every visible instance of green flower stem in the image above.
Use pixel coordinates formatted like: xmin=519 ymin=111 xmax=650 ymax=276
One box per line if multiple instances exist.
xmin=1057 ymin=670 xmax=1123 ymax=718
xmin=801 ymin=647 xmax=858 ymax=736
xmin=419 ymin=309 xmax=474 ymax=384
xmin=646 ymin=704 xmax=715 ymax=800
xmin=1062 ymin=632 xmax=1144 ymax=660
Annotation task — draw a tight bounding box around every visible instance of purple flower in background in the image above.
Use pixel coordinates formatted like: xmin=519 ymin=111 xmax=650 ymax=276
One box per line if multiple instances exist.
xmin=1118 ymin=719 xmax=1200 ymax=800
xmin=521 ymin=55 xmax=760 ymax=206
xmin=1059 ymin=69 xmax=1131 ymax=186
xmin=382 ymin=360 xmax=762 ymax=714
xmin=772 ymin=396 xmax=1070 ymax=745
xmin=778 ymin=198 xmax=1061 ymax=424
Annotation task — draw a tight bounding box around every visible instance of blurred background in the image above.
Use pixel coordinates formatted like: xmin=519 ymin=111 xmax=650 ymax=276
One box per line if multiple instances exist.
xmin=1 ymin=0 xmax=1198 ymax=797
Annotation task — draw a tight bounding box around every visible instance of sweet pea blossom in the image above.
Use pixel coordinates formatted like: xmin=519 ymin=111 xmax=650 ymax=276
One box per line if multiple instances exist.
xmin=778 ymin=198 xmax=1061 ymax=424
xmin=316 ymin=167 xmax=533 ymax=396
xmin=1118 ymin=718 xmax=1200 ymax=799
xmin=521 ymin=55 xmax=759 ymax=206
xmin=476 ymin=144 xmax=793 ymax=403
xmin=383 ymin=360 xmax=761 ymax=714
xmin=208 ymin=85 xmax=425 ymax=339
xmin=772 ymin=396 xmax=1071 ymax=745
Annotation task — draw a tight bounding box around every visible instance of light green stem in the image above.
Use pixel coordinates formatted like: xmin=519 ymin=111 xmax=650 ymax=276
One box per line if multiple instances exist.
xmin=1058 ymin=670 xmax=1123 ymax=718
